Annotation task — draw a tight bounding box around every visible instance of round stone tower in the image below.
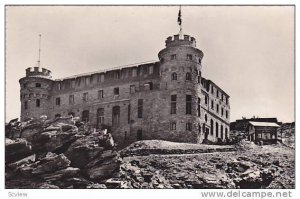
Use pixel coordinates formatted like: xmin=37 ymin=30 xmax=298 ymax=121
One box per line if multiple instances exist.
xmin=19 ymin=67 xmax=53 ymax=121
xmin=158 ymin=34 xmax=204 ymax=143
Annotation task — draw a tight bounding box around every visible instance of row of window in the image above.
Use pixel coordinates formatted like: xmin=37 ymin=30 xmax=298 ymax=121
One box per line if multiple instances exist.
xmin=54 ymin=100 xmax=144 ymax=127
xmin=204 ymin=95 xmax=229 ymax=119
xmin=170 ymin=94 xmax=228 ymax=119
xmin=168 ymin=54 xmax=202 ymax=64
xmin=171 ymin=72 xmax=195 ymax=81
xmin=24 ymin=99 xmax=41 ymax=110
xmin=23 ymin=82 xmax=42 ymax=89
xmin=54 ymin=66 xmax=154 ymax=91
xmin=210 ymin=99 xmax=229 ymax=119
xmin=54 ymin=83 xmax=152 ymax=106
xmin=210 ymin=119 xmax=229 ymax=139
xmin=170 ymin=120 xmax=229 ymax=136
xmin=210 ymin=86 xmax=229 ymax=105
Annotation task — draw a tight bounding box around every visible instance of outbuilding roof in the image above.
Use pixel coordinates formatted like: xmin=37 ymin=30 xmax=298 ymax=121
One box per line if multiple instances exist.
xmin=249 ymin=121 xmax=280 ymax=127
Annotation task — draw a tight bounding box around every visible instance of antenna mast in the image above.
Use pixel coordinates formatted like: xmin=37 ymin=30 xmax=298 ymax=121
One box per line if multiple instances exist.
xmin=37 ymin=34 xmax=42 ymax=67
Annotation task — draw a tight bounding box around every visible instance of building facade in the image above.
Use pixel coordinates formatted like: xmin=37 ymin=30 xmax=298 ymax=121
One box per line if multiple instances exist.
xmin=19 ymin=34 xmax=230 ymax=147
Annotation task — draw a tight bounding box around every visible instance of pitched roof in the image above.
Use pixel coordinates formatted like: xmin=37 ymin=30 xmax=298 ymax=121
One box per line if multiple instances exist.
xmin=249 ymin=121 xmax=280 ymax=127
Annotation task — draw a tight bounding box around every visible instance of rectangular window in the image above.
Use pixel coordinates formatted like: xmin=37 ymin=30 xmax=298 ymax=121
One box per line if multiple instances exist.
xmin=85 ymin=77 xmax=90 ymax=85
xmin=186 ymin=95 xmax=192 ymax=115
xmin=138 ymin=99 xmax=143 ymax=118
xmin=197 ymin=97 xmax=201 ymax=117
xmin=221 ymin=94 xmax=224 ymax=101
xmin=114 ymin=87 xmax=119 ymax=95
xmin=83 ymin=92 xmax=88 ymax=102
xmin=170 ymin=122 xmax=176 ymax=130
xmin=115 ymin=71 xmax=120 ymax=79
xmin=226 ymin=110 xmax=228 ymax=119
xmin=132 ymin=68 xmax=137 ymax=77
xmin=76 ymin=78 xmax=81 ymax=87
xmin=186 ymin=122 xmax=192 ymax=131
xmin=24 ymin=101 xmax=28 ymax=110
xmin=171 ymin=95 xmax=177 ymax=114
xmin=171 ymin=54 xmax=176 ymax=60
xmin=205 ymin=95 xmax=208 ymax=105
xmin=36 ymin=83 xmax=41 ymax=88
xmin=221 ymin=108 xmax=224 ymax=116
xmin=211 ymin=86 xmax=214 ymax=94
xmin=57 ymin=83 xmax=61 ymax=90
xmin=98 ymin=74 xmax=105 ymax=83
xmin=71 ymin=80 xmax=75 ymax=88
xmin=36 ymin=99 xmax=40 ymax=107
xmin=55 ymin=97 xmax=60 ymax=106
xmin=211 ymin=100 xmax=214 ymax=110
xmin=149 ymin=66 xmax=154 ymax=74
xmin=98 ymin=90 xmax=104 ymax=99
xmin=217 ymin=104 xmax=219 ymax=113
xmin=217 ymin=90 xmax=219 ymax=98
xmin=69 ymin=95 xmax=74 ymax=105
xmin=187 ymin=54 xmax=193 ymax=60
xmin=130 ymin=85 xmax=136 ymax=94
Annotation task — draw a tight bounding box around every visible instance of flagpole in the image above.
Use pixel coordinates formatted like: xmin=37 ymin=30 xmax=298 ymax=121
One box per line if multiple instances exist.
xmin=178 ymin=6 xmax=183 ymax=38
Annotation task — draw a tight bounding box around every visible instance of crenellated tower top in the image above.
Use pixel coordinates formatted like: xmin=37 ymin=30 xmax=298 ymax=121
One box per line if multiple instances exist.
xmin=165 ymin=34 xmax=196 ymax=48
xmin=25 ymin=67 xmax=52 ymax=79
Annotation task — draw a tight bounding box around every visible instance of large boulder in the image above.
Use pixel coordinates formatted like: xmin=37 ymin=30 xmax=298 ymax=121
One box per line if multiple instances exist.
xmin=31 ymin=124 xmax=79 ymax=154
xmin=65 ymin=131 xmax=115 ymax=169
xmin=42 ymin=167 xmax=80 ymax=181
xmin=85 ymin=158 xmax=120 ymax=180
xmin=31 ymin=152 xmax=71 ymax=175
xmin=5 ymin=138 xmax=32 ymax=164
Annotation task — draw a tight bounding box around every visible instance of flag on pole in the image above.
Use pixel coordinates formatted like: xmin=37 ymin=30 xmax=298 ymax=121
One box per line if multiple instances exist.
xmin=177 ymin=7 xmax=182 ymax=26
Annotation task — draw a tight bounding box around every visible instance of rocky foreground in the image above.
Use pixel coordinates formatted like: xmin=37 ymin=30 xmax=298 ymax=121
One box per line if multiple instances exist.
xmin=116 ymin=140 xmax=294 ymax=188
xmin=5 ymin=118 xmax=295 ymax=189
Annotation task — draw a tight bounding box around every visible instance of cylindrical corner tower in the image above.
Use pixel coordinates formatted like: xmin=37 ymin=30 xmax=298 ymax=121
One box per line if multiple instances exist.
xmin=19 ymin=67 xmax=53 ymax=121
xmin=158 ymin=34 xmax=204 ymax=143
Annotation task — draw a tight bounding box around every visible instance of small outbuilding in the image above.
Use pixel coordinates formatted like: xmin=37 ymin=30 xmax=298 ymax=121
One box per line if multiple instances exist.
xmin=248 ymin=121 xmax=280 ymax=144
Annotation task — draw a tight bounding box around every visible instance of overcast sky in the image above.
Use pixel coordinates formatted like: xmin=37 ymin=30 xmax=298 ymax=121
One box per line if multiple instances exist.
xmin=5 ymin=6 xmax=294 ymax=123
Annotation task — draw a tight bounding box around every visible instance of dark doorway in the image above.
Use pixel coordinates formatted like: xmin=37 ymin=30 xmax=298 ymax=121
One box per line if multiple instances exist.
xmin=137 ymin=130 xmax=142 ymax=140
xmin=82 ymin=110 xmax=89 ymax=122
xmin=112 ymin=106 xmax=120 ymax=127
xmin=97 ymin=108 xmax=104 ymax=129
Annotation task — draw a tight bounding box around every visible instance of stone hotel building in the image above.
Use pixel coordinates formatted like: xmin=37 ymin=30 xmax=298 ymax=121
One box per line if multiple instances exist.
xmin=19 ymin=33 xmax=230 ymax=146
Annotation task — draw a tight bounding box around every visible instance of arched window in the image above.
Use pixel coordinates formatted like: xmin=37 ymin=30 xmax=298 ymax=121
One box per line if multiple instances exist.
xmin=82 ymin=110 xmax=89 ymax=123
xmin=216 ymin=122 xmax=219 ymax=138
xmin=171 ymin=72 xmax=177 ymax=80
xmin=210 ymin=119 xmax=214 ymax=135
xmin=112 ymin=106 xmax=120 ymax=127
xmin=203 ymin=124 xmax=208 ymax=140
xmin=221 ymin=125 xmax=224 ymax=140
xmin=186 ymin=72 xmax=192 ymax=81
xmin=225 ymin=128 xmax=228 ymax=139
xmin=97 ymin=108 xmax=104 ymax=128
xmin=170 ymin=121 xmax=176 ymax=130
